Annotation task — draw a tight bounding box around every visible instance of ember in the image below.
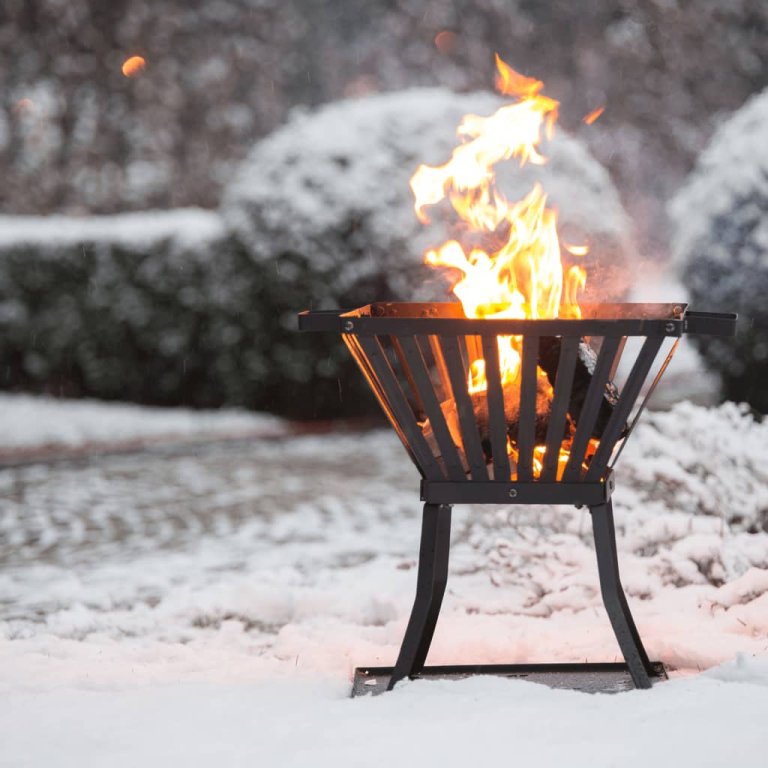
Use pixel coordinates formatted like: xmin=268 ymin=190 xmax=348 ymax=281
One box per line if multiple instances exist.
xmin=121 ymin=55 xmax=146 ymax=78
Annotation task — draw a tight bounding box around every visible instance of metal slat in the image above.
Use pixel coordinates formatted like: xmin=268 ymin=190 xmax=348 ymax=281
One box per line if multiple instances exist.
xmin=399 ymin=336 xmax=467 ymax=481
xmin=516 ymin=335 xmax=539 ymax=482
xmin=439 ymin=336 xmax=489 ymax=481
xmin=344 ymin=335 xmax=426 ymax=479
xmin=391 ymin=337 xmax=425 ymax=418
xmin=343 ymin=316 xmax=682 ymax=338
xmin=428 ymin=335 xmax=453 ymax=403
xmin=357 ymin=335 xmax=445 ymax=481
xmin=540 ymin=336 xmax=580 ymax=482
xmin=585 ymin=336 xmax=665 ymax=481
xmin=608 ymin=339 xmax=680 ymax=472
xmin=562 ymin=336 xmax=622 ymax=482
xmin=481 ymin=335 xmax=512 ymax=482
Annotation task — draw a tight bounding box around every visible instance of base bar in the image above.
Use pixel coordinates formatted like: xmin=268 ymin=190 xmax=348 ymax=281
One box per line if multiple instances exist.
xmin=352 ymin=661 xmax=667 ymax=697
xmin=421 ymin=473 xmax=614 ymax=506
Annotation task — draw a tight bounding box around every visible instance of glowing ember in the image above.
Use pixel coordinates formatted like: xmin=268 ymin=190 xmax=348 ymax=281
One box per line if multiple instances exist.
xmin=583 ymin=106 xmax=605 ymax=125
xmin=410 ymin=54 xmax=591 ymax=477
xmin=434 ymin=30 xmax=458 ymax=54
xmin=121 ymin=56 xmax=146 ymax=78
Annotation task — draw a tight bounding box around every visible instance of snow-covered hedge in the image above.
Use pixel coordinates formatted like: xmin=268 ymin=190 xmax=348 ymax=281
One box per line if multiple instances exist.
xmin=670 ymin=87 xmax=768 ymax=412
xmin=0 ymin=209 xmax=380 ymax=417
xmin=224 ymin=88 xmax=634 ymax=309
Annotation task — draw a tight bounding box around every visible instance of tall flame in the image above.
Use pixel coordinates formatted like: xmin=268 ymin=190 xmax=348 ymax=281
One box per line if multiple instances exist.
xmin=410 ymin=55 xmax=586 ymax=398
xmin=410 ymin=56 xmax=593 ymax=477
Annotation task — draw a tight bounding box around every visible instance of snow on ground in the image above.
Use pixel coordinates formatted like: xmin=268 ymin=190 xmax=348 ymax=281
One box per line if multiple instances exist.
xmin=0 ymin=394 xmax=287 ymax=460
xmin=0 ymin=398 xmax=767 ymax=765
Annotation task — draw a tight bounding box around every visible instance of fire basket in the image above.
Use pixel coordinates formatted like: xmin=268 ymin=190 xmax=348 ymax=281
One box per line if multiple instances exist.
xmin=299 ymin=301 xmax=736 ymax=694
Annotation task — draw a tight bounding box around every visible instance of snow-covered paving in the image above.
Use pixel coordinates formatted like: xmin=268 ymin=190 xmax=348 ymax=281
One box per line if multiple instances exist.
xmin=0 ymin=394 xmax=287 ymax=460
xmin=1 ymin=400 xmax=767 ymax=765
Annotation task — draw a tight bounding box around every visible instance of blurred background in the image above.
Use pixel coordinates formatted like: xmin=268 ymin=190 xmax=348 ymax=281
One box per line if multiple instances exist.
xmin=1 ymin=0 xmax=767 ymax=420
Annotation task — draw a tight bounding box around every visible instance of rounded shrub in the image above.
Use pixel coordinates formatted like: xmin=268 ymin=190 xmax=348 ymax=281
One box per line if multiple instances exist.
xmin=670 ymin=87 xmax=768 ymax=412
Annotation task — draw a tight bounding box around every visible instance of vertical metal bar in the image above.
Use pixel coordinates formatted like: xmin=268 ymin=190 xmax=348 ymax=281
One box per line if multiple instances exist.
xmin=540 ymin=335 xmax=580 ymax=482
xmin=398 ymin=337 xmax=466 ymax=481
xmin=515 ymin=335 xmax=539 ymax=482
xmin=344 ymin=335 xmax=415 ymax=465
xmin=465 ymin=335 xmax=482 ymax=370
xmin=609 ymin=339 xmax=679 ymax=471
xmin=428 ymin=335 xmax=452 ymax=403
xmin=387 ymin=503 xmax=452 ymax=690
xmin=439 ymin=336 xmax=489 ymax=481
xmin=481 ymin=335 xmax=512 ymax=482
xmin=591 ymin=501 xmax=654 ymax=689
xmin=562 ymin=336 xmax=622 ymax=482
xmin=609 ymin=336 xmax=628 ymax=381
xmin=585 ymin=336 xmax=664 ymax=481
xmin=391 ymin=337 xmax=425 ymax=418
xmin=357 ymin=335 xmax=445 ymax=481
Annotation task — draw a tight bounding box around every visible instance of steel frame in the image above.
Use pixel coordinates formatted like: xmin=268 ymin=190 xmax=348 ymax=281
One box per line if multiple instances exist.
xmin=299 ymin=301 xmax=736 ymax=693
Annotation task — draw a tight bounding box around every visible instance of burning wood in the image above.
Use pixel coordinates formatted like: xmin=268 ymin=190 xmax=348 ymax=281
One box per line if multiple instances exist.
xmin=421 ymin=334 xmax=618 ymax=475
xmin=423 ymin=371 xmax=558 ymax=470
xmin=538 ymin=337 xmax=619 ymax=439
xmin=410 ymin=55 xmax=619 ymax=474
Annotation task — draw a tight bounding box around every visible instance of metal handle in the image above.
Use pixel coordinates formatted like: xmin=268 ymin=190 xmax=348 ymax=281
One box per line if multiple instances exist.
xmin=683 ymin=310 xmax=738 ymax=336
xmin=298 ymin=309 xmax=344 ymax=332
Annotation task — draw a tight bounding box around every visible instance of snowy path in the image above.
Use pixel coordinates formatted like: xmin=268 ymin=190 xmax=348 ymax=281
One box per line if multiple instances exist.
xmin=1 ymin=404 xmax=768 ymax=765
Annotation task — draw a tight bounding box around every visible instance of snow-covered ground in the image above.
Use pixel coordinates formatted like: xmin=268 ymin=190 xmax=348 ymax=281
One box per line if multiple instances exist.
xmin=0 ymin=394 xmax=287 ymax=461
xmin=1 ymin=397 xmax=767 ymax=765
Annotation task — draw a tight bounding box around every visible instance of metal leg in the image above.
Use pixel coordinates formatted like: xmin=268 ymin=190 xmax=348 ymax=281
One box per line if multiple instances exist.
xmin=590 ymin=501 xmax=654 ymax=689
xmin=387 ymin=503 xmax=452 ymax=690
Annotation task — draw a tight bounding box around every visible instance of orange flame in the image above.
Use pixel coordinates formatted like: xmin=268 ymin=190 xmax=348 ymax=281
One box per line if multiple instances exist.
xmin=582 ymin=106 xmax=605 ymax=125
xmin=121 ymin=56 xmax=146 ymax=78
xmin=411 ymin=55 xmax=589 ymax=474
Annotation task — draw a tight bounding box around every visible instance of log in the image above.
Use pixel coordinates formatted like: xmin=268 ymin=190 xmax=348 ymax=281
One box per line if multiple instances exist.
xmin=538 ymin=336 xmax=620 ymax=439
xmin=423 ymin=372 xmax=561 ymax=466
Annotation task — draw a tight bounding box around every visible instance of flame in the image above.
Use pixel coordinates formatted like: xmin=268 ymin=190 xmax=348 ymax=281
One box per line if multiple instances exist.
xmin=121 ymin=56 xmax=146 ymax=78
xmin=582 ymin=106 xmax=605 ymax=125
xmin=411 ymin=55 xmax=589 ymax=477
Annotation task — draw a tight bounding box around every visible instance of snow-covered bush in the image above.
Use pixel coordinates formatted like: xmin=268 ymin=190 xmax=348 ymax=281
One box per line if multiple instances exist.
xmin=670 ymin=88 xmax=768 ymax=412
xmin=0 ymin=209 xmax=381 ymax=417
xmin=0 ymin=211 xmax=261 ymax=410
xmin=224 ymin=88 xmax=633 ymax=309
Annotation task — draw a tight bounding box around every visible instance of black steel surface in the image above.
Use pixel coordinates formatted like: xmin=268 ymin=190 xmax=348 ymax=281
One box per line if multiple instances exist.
xmin=297 ymin=300 xmax=735 ymax=695
xmin=420 ymin=475 xmax=613 ymax=506
xmin=352 ymin=662 xmax=668 ymax=697
xmin=388 ymin=503 xmax=452 ymax=690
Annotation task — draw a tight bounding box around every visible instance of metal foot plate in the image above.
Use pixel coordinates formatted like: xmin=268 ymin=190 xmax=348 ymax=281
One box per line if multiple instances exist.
xmin=352 ymin=662 xmax=667 ymax=697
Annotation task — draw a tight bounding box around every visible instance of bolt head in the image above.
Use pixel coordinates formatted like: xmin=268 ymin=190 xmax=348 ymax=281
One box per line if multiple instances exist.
xmin=508 ymin=487 xmax=518 ymax=499
xmin=665 ymin=321 xmax=676 ymax=333
xmin=343 ymin=320 xmax=354 ymax=332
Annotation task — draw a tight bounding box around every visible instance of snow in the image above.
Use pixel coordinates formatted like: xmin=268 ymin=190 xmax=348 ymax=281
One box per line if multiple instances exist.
xmin=1 ymin=398 xmax=767 ymax=764
xmin=0 ymin=207 xmax=224 ymax=250
xmin=0 ymin=395 xmax=287 ymax=458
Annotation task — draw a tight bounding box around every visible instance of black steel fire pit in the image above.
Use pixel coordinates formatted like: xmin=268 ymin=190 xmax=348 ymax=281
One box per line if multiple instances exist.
xmin=299 ymin=301 xmax=736 ymax=694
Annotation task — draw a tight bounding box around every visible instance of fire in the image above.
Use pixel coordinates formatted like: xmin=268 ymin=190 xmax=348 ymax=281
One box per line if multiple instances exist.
xmin=582 ymin=106 xmax=605 ymax=125
xmin=121 ymin=55 xmax=146 ymax=78
xmin=410 ymin=55 xmax=589 ymax=477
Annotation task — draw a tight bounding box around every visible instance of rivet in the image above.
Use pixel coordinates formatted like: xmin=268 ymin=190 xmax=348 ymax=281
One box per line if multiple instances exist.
xmin=343 ymin=320 xmax=354 ymax=332
xmin=508 ymin=488 xmax=518 ymax=499
xmin=665 ymin=321 xmax=676 ymax=333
